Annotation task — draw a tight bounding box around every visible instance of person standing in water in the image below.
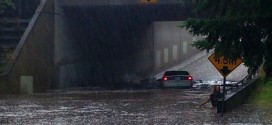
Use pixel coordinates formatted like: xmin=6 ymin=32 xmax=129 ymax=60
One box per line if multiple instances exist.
xmin=199 ymin=85 xmax=223 ymax=108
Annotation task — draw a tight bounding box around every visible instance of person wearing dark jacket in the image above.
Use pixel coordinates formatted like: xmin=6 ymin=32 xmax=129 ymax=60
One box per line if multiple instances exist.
xmin=199 ymin=85 xmax=223 ymax=108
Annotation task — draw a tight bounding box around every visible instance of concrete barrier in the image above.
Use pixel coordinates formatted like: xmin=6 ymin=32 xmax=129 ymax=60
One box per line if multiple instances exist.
xmin=0 ymin=0 xmax=56 ymax=94
xmin=217 ymin=77 xmax=258 ymax=113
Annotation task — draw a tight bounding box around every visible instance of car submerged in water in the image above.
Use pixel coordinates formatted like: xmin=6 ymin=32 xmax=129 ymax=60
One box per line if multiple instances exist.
xmin=160 ymin=71 xmax=193 ymax=88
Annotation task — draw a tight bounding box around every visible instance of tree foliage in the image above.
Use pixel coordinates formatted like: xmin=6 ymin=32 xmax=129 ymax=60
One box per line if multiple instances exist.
xmin=0 ymin=0 xmax=14 ymax=14
xmin=183 ymin=0 xmax=272 ymax=80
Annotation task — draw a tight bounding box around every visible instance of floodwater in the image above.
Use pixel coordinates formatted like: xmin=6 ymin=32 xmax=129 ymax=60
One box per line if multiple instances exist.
xmin=0 ymin=88 xmax=271 ymax=125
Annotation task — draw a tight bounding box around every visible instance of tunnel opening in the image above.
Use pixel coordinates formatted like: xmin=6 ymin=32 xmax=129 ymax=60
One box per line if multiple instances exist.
xmin=56 ymin=3 xmax=194 ymax=88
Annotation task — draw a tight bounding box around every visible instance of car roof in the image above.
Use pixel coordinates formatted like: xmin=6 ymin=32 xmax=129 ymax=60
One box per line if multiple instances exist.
xmin=164 ymin=71 xmax=189 ymax=76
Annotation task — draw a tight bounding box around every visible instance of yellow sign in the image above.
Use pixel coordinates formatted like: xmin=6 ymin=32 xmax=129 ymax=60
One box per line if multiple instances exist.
xmin=140 ymin=0 xmax=157 ymax=4
xmin=208 ymin=53 xmax=243 ymax=77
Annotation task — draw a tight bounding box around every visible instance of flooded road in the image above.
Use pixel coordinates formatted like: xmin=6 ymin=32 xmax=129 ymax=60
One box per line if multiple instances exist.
xmin=0 ymin=89 xmax=271 ymax=124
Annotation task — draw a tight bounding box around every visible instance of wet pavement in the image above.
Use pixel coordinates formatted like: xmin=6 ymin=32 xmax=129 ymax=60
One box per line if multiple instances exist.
xmin=0 ymin=88 xmax=271 ymax=125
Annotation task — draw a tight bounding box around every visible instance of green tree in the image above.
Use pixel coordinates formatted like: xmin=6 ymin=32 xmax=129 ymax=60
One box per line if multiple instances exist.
xmin=0 ymin=0 xmax=14 ymax=14
xmin=182 ymin=0 xmax=272 ymax=81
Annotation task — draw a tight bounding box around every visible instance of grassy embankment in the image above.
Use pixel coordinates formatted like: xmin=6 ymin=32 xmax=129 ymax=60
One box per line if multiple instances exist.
xmin=249 ymin=72 xmax=272 ymax=108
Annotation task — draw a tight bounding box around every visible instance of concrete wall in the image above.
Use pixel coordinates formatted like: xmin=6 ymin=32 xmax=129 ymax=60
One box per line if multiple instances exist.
xmin=154 ymin=21 xmax=201 ymax=73
xmin=7 ymin=0 xmax=55 ymax=93
xmin=135 ymin=23 xmax=155 ymax=76
xmin=54 ymin=1 xmax=84 ymax=88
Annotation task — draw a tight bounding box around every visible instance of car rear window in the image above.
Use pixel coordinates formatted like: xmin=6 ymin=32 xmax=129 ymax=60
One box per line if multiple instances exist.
xmin=164 ymin=71 xmax=189 ymax=76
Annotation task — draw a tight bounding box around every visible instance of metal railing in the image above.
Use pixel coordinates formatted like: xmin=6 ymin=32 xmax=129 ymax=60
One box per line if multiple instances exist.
xmin=222 ymin=74 xmax=256 ymax=94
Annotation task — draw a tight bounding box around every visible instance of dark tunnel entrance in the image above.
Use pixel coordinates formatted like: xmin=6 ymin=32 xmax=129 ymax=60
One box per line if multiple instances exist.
xmin=55 ymin=3 xmax=193 ymax=88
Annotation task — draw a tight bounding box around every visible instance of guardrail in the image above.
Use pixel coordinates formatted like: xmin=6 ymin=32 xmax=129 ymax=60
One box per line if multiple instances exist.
xmin=222 ymin=74 xmax=255 ymax=94
xmin=217 ymin=74 xmax=258 ymax=114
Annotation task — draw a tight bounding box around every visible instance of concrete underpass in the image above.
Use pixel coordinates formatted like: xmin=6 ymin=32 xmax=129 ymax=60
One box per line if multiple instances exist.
xmin=1 ymin=0 xmax=247 ymax=93
xmin=1 ymin=1 xmax=269 ymax=125
xmin=54 ymin=0 xmax=201 ymax=89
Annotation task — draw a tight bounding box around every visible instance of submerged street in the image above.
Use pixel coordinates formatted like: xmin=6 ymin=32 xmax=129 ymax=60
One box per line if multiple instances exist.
xmin=0 ymin=88 xmax=271 ymax=124
xmin=0 ymin=0 xmax=272 ymax=125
